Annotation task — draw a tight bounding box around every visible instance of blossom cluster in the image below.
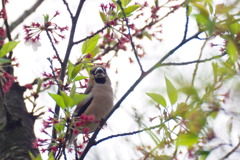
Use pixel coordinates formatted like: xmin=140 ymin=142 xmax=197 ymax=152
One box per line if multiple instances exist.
xmin=0 ymin=70 xmax=16 ymax=92
xmin=23 ymin=11 xmax=68 ymax=44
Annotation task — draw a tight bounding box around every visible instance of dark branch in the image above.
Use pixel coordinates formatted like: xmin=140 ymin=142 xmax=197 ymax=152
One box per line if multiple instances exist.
xmin=95 ymin=124 xmax=162 ymax=145
xmin=62 ymin=0 xmax=73 ymax=19
xmin=73 ymin=24 xmax=109 ymax=45
xmin=221 ymin=139 xmax=240 ymax=160
xmin=117 ymin=0 xmax=144 ymax=73
xmin=182 ymin=0 xmax=189 ymax=41
xmin=45 ymin=30 xmax=63 ymax=65
xmin=161 ymin=53 xmax=226 ymax=66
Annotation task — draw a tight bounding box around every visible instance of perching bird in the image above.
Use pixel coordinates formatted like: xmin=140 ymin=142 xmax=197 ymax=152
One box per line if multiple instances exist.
xmin=67 ymin=65 xmax=113 ymax=146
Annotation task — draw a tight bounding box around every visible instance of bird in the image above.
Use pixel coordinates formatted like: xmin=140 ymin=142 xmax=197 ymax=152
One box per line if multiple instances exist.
xmin=66 ymin=65 xmax=113 ymax=147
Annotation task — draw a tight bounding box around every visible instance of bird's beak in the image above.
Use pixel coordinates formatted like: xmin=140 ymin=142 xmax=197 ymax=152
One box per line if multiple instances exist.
xmin=94 ymin=67 xmax=106 ymax=78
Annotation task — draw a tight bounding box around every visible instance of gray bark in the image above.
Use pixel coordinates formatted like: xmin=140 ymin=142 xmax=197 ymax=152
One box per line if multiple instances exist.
xmin=0 ymin=82 xmax=39 ymax=160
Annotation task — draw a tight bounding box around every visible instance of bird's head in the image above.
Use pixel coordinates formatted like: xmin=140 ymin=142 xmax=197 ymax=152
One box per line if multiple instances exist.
xmin=90 ymin=65 xmax=108 ymax=84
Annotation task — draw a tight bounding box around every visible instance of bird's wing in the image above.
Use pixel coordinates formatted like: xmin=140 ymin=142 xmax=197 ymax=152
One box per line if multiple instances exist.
xmin=73 ymin=93 xmax=93 ymax=117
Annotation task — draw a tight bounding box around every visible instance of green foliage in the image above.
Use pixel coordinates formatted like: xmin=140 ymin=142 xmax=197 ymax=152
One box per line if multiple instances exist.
xmin=146 ymin=92 xmax=166 ymax=107
xmin=28 ymin=152 xmax=43 ymax=160
xmin=118 ymin=5 xmax=141 ymax=18
xmin=226 ymin=39 xmax=238 ymax=62
xmin=176 ymin=132 xmax=198 ymax=147
xmin=165 ymin=77 xmax=178 ymax=105
xmin=49 ymin=91 xmax=87 ymax=109
xmin=0 ymin=41 xmax=20 ymax=58
xmin=82 ymin=34 xmax=99 ymax=54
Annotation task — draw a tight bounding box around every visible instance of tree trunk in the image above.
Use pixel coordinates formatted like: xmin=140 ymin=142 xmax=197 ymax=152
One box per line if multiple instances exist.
xmin=0 ymin=82 xmax=38 ymax=160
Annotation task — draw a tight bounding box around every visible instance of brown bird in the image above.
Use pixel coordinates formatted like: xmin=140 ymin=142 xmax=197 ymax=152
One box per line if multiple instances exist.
xmin=67 ymin=65 xmax=113 ymax=147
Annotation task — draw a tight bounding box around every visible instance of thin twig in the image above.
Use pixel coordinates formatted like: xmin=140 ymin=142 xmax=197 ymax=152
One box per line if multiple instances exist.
xmin=161 ymin=53 xmax=226 ymax=66
xmin=182 ymin=0 xmax=189 ymax=41
xmin=117 ymin=0 xmax=144 ymax=73
xmin=62 ymin=0 xmax=73 ymax=19
xmin=47 ymin=57 xmax=61 ymax=89
xmin=46 ymin=30 xmax=63 ymax=65
xmin=73 ymin=24 xmax=109 ymax=45
xmin=221 ymin=139 xmax=240 ymax=160
xmin=95 ymin=124 xmax=162 ymax=145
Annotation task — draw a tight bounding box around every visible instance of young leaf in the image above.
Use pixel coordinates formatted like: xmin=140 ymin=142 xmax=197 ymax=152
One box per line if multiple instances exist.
xmin=0 ymin=58 xmax=11 ymax=64
xmin=71 ymin=63 xmax=82 ymax=79
xmin=176 ymin=133 xmax=198 ymax=147
xmin=48 ymin=152 xmax=55 ymax=160
xmin=70 ymin=83 xmax=77 ymax=97
xmin=48 ymin=93 xmax=66 ymax=109
xmin=60 ymin=91 xmax=73 ymax=107
xmin=0 ymin=41 xmax=20 ymax=58
xmin=73 ymin=75 xmax=88 ymax=81
xmin=82 ymin=34 xmax=99 ymax=54
xmin=124 ymin=5 xmax=140 ymax=15
xmin=29 ymin=152 xmax=42 ymax=160
xmin=71 ymin=93 xmax=88 ymax=107
xmin=121 ymin=0 xmax=131 ymax=7
xmin=227 ymin=39 xmax=238 ymax=62
xmin=99 ymin=11 xmax=107 ymax=22
xmin=165 ymin=77 xmax=178 ymax=105
xmin=146 ymin=92 xmax=167 ymax=107
xmin=54 ymin=122 xmax=65 ymax=132
xmin=67 ymin=61 xmax=74 ymax=78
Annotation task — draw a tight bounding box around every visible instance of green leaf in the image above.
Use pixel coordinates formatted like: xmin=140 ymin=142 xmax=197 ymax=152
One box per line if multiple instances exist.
xmin=54 ymin=122 xmax=65 ymax=133
xmin=72 ymin=93 xmax=87 ymax=107
xmin=0 ymin=41 xmax=20 ymax=58
xmin=165 ymin=77 xmax=178 ymax=105
xmin=99 ymin=11 xmax=107 ymax=22
xmin=70 ymin=83 xmax=77 ymax=97
xmin=0 ymin=58 xmax=11 ymax=64
xmin=48 ymin=93 xmax=66 ymax=109
xmin=124 ymin=5 xmax=140 ymax=15
xmin=67 ymin=61 xmax=74 ymax=78
xmin=60 ymin=91 xmax=73 ymax=107
xmin=226 ymin=40 xmax=238 ymax=62
xmin=229 ymin=22 xmax=240 ymax=35
xmin=121 ymin=0 xmax=131 ymax=7
xmin=146 ymin=93 xmax=167 ymax=107
xmin=73 ymin=75 xmax=88 ymax=81
xmin=48 ymin=152 xmax=55 ymax=160
xmin=176 ymin=133 xmax=198 ymax=147
xmin=71 ymin=63 xmax=82 ymax=79
xmin=82 ymin=34 xmax=99 ymax=54
xmin=29 ymin=152 xmax=42 ymax=160
xmin=43 ymin=14 xmax=49 ymax=23
xmin=36 ymin=79 xmax=43 ymax=93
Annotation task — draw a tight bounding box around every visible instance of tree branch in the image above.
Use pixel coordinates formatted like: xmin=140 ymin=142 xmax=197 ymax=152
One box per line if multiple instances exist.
xmin=161 ymin=53 xmax=226 ymax=66
xmin=117 ymin=0 xmax=144 ymax=73
xmin=46 ymin=30 xmax=63 ymax=65
xmin=95 ymin=124 xmax=162 ymax=145
xmin=61 ymin=0 xmax=73 ymax=19
xmin=221 ymin=139 xmax=240 ymax=160
xmin=73 ymin=24 xmax=110 ymax=45
xmin=182 ymin=0 xmax=189 ymax=41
